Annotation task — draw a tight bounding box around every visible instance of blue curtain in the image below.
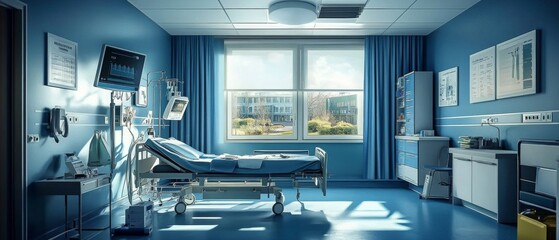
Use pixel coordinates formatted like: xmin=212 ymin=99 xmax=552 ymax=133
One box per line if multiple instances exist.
xmin=363 ymin=36 xmax=424 ymax=179
xmin=170 ymin=36 xmax=215 ymax=153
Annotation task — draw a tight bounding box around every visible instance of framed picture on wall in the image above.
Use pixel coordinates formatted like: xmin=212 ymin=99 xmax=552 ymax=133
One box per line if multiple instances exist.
xmin=496 ymin=30 xmax=537 ymax=99
xmin=438 ymin=67 xmax=458 ymax=107
xmin=46 ymin=33 xmax=78 ymax=90
xmin=135 ymin=85 xmax=148 ymax=107
xmin=470 ymin=46 xmax=496 ymax=103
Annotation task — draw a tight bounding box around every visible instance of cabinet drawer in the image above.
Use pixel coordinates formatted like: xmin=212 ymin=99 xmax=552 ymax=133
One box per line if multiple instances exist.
xmin=405 ymin=141 xmax=418 ymax=154
xmin=396 ymin=140 xmax=405 ymax=151
xmin=399 ymin=165 xmax=418 ymax=185
xmin=397 ymin=165 xmax=405 ymax=179
xmin=397 ymin=151 xmax=406 ymax=165
xmin=405 ymin=153 xmax=418 ymax=168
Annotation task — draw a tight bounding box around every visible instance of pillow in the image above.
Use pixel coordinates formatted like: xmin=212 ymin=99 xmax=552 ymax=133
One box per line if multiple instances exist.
xmin=160 ymin=139 xmax=204 ymax=160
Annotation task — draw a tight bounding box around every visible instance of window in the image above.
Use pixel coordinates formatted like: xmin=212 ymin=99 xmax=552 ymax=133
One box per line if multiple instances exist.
xmin=226 ymin=40 xmax=364 ymax=141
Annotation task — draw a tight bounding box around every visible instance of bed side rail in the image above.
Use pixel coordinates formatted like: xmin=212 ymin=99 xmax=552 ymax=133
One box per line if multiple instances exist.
xmin=315 ymin=147 xmax=327 ymax=196
xmin=135 ymin=143 xmax=186 ymax=173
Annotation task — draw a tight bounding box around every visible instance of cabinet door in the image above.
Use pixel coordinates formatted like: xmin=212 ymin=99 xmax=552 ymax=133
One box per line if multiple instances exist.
xmin=472 ymin=158 xmax=498 ymax=213
xmin=453 ymin=155 xmax=472 ymax=202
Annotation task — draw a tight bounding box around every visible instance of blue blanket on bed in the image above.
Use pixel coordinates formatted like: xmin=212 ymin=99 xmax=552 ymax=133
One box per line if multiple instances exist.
xmin=209 ymin=159 xmax=237 ymax=173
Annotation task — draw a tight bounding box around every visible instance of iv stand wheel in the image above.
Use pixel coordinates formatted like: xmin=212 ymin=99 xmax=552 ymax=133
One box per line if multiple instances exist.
xmin=185 ymin=193 xmax=196 ymax=205
xmin=272 ymin=202 xmax=284 ymax=215
xmin=175 ymin=202 xmax=187 ymax=214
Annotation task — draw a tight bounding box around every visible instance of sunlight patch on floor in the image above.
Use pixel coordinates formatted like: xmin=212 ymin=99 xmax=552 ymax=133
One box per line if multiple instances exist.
xmin=160 ymin=225 xmax=218 ymax=231
xmin=238 ymin=227 xmax=266 ymax=231
xmin=284 ymin=201 xmax=353 ymax=217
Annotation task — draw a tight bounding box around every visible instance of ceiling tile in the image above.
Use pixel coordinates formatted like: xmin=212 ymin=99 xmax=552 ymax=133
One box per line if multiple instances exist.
xmin=321 ymin=0 xmax=367 ymax=4
xmin=365 ymin=0 xmax=415 ymax=9
xmin=220 ymin=0 xmax=273 ymax=9
xmin=313 ymin=29 xmax=386 ymax=35
xmin=141 ymin=9 xmax=230 ymax=24
xmin=390 ymin=22 xmax=445 ymax=29
xmin=236 ymin=29 xmax=315 ymax=35
xmin=166 ymin=29 xmax=239 ymax=35
xmin=397 ymin=9 xmax=464 ymax=22
xmin=411 ymin=0 xmax=481 ymax=9
xmin=160 ymin=23 xmax=234 ymax=29
xmin=357 ymin=9 xmax=406 ymax=22
xmin=234 ymin=23 xmax=315 ymax=29
xmin=127 ymin=0 xmax=221 ymax=9
xmin=314 ymin=22 xmax=391 ymax=29
xmin=383 ymin=28 xmax=434 ymax=35
xmin=226 ymin=9 xmax=269 ymax=23
xmin=315 ymin=18 xmax=357 ymax=23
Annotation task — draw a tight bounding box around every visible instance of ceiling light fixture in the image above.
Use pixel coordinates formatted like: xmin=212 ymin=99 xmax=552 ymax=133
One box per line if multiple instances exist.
xmin=268 ymin=1 xmax=317 ymax=25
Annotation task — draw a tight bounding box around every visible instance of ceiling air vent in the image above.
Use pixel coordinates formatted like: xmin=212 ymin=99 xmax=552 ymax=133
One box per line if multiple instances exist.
xmin=318 ymin=4 xmax=365 ymax=19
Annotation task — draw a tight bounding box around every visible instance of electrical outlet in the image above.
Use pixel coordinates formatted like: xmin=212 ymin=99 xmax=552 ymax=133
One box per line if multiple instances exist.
xmin=542 ymin=112 xmax=553 ymax=122
xmin=481 ymin=117 xmax=498 ymax=124
xmin=27 ymin=134 xmax=39 ymax=143
xmin=523 ymin=112 xmax=553 ymax=123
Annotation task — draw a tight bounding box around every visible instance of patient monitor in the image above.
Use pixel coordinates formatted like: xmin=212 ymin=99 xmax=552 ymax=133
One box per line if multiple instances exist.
xmin=162 ymin=96 xmax=189 ymax=120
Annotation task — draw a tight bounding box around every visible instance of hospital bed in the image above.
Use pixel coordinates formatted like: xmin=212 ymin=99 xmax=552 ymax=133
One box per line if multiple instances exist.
xmin=133 ymin=138 xmax=328 ymax=215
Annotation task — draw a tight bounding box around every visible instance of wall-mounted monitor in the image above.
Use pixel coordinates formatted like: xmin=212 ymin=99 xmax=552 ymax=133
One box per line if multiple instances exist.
xmin=163 ymin=96 xmax=189 ymax=120
xmin=94 ymin=45 xmax=146 ymax=92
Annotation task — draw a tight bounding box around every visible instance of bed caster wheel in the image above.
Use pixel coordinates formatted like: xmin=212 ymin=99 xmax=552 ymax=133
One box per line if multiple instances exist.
xmin=272 ymin=202 xmax=284 ymax=215
xmin=175 ymin=202 xmax=187 ymax=214
xmin=185 ymin=194 xmax=196 ymax=205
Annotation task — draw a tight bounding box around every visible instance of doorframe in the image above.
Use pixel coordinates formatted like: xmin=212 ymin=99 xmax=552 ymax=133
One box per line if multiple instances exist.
xmin=0 ymin=0 xmax=27 ymax=239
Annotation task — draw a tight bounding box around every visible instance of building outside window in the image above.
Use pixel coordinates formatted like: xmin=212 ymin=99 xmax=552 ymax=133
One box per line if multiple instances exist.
xmin=226 ymin=39 xmax=364 ymax=141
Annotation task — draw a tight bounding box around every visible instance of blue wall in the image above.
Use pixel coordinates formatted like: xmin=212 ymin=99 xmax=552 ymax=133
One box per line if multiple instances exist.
xmin=426 ymin=0 xmax=559 ymax=150
xmin=24 ymin=0 xmax=170 ymax=238
xmin=210 ymin=39 xmax=365 ymax=179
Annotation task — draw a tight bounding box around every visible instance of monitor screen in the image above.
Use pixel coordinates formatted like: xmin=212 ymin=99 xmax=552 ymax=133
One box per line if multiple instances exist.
xmin=163 ymin=96 xmax=189 ymax=120
xmin=94 ymin=45 xmax=146 ymax=92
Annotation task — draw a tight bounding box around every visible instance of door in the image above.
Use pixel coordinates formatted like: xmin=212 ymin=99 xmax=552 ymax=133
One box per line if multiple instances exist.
xmin=452 ymin=154 xmax=472 ymax=202
xmin=0 ymin=1 xmax=26 ymax=239
xmin=0 ymin=5 xmax=13 ymax=240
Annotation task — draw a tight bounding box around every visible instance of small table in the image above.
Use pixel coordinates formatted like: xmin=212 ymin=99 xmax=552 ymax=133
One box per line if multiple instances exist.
xmin=34 ymin=175 xmax=111 ymax=239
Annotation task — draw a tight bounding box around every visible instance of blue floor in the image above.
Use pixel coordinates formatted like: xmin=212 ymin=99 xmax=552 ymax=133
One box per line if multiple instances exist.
xmin=106 ymin=187 xmax=516 ymax=240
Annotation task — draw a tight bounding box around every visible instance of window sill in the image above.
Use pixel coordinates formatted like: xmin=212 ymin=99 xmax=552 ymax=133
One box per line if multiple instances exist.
xmin=224 ymin=139 xmax=363 ymax=144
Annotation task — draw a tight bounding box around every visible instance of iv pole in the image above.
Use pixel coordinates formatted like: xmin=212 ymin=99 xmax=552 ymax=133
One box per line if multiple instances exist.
xmin=109 ymin=91 xmax=116 ymax=233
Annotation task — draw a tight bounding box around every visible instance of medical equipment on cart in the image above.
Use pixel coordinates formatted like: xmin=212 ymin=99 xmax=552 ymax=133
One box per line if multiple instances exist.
xmin=113 ymin=201 xmax=153 ymax=236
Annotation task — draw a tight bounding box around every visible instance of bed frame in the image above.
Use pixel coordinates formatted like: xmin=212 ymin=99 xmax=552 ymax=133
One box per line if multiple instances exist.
xmin=133 ymin=143 xmax=328 ymax=215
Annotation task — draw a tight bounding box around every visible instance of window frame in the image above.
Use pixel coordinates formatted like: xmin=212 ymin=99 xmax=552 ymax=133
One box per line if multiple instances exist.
xmin=224 ymin=39 xmax=364 ymax=142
